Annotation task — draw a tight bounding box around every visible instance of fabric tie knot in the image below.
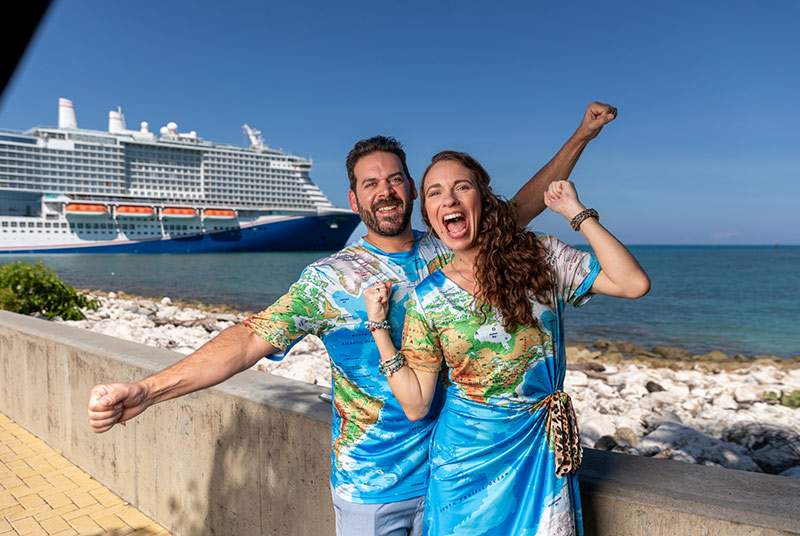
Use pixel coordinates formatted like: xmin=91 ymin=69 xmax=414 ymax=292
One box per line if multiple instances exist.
xmin=540 ymin=390 xmax=582 ymax=477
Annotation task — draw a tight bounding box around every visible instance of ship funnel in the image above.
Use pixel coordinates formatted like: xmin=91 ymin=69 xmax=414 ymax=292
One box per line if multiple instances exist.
xmin=108 ymin=107 xmax=126 ymax=133
xmin=58 ymin=98 xmax=77 ymax=129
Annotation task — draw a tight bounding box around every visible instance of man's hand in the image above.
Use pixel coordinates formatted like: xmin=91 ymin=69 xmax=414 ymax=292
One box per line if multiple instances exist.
xmin=575 ymin=101 xmax=618 ymax=141
xmin=511 ymin=100 xmax=618 ymax=226
xmin=88 ymin=383 xmax=149 ymax=433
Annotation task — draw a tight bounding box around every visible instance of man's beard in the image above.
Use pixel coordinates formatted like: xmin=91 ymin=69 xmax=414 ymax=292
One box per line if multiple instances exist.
xmin=357 ymin=194 xmax=413 ymax=237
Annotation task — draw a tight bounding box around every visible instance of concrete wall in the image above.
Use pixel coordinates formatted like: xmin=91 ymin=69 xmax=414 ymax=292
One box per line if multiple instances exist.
xmin=1 ymin=311 xmax=798 ymax=536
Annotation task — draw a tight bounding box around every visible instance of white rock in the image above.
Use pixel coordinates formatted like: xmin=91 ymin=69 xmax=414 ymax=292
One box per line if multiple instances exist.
xmin=564 ymin=371 xmax=588 ymax=388
xmin=713 ymin=394 xmax=739 ymax=410
xmin=646 ymin=391 xmax=683 ymax=405
xmin=680 ymin=370 xmax=711 ymax=386
xmin=587 ymin=380 xmax=617 ymax=398
xmin=620 ymin=383 xmax=649 ymax=398
xmin=660 ymin=380 xmax=691 ymax=397
xmin=156 ymin=305 xmax=178 ymax=320
xmin=752 ymin=367 xmax=783 ymax=385
xmin=160 ymin=297 xmax=172 ymax=305
xmin=577 ymin=409 xmax=617 ymax=444
xmin=733 ymin=385 xmax=761 ymax=403
xmin=213 ymin=320 xmax=235 ymax=331
xmin=681 ymin=398 xmax=703 ymax=415
xmin=173 ymin=309 xmax=206 ymax=323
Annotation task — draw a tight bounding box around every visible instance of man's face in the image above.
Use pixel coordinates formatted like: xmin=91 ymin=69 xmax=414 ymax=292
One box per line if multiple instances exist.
xmin=348 ymin=151 xmax=416 ymax=237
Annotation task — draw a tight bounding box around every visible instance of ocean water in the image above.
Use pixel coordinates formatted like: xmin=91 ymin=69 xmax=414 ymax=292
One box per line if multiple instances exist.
xmin=2 ymin=245 xmax=798 ymax=358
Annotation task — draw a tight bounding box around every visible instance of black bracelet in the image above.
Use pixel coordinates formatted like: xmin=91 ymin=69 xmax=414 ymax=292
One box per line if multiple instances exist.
xmin=570 ymin=208 xmax=599 ymax=231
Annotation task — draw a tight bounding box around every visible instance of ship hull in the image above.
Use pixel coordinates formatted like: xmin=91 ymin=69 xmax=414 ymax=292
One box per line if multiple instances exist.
xmin=0 ymin=213 xmax=361 ymax=254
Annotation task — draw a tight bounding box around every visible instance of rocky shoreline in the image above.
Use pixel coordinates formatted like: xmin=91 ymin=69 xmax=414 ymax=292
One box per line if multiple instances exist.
xmin=59 ymin=291 xmax=800 ymax=478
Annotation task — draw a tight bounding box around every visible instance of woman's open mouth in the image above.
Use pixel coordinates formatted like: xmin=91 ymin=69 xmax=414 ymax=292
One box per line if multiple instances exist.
xmin=442 ymin=212 xmax=468 ymax=239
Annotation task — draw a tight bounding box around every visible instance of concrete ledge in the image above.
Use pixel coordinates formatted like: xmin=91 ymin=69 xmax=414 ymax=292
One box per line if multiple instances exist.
xmin=1 ymin=311 xmax=798 ymax=535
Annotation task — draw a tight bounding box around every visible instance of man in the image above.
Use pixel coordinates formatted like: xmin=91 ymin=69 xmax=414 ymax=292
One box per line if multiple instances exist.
xmin=88 ymin=102 xmax=616 ymax=535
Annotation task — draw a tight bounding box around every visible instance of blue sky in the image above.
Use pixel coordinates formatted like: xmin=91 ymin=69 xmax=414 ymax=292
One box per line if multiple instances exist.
xmin=1 ymin=1 xmax=798 ymax=244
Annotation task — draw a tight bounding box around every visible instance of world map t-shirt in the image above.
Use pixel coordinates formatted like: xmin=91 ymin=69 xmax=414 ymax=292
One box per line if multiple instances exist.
xmin=244 ymin=231 xmax=451 ymax=504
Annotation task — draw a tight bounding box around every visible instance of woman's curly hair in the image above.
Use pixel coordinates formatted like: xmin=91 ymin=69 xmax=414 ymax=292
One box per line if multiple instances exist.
xmin=420 ymin=151 xmax=554 ymax=330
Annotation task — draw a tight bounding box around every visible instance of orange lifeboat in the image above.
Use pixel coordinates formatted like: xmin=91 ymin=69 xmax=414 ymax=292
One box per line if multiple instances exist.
xmin=65 ymin=203 xmax=107 ymax=216
xmin=161 ymin=207 xmax=198 ymax=219
xmin=203 ymin=208 xmax=237 ymax=220
xmin=116 ymin=205 xmax=155 ymax=218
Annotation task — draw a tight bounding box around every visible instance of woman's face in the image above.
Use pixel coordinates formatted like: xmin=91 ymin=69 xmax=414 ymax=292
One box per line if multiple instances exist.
xmin=423 ymin=159 xmax=482 ymax=253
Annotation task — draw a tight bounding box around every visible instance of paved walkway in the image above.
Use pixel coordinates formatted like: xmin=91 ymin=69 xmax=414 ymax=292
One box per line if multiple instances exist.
xmin=0 ymin=413 xmax=170 ymax=536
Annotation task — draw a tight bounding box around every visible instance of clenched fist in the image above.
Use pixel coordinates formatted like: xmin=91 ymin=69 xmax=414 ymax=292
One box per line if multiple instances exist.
xmin=87 ymin=382 xmax=149 ymax=433
xmin=544 ymin=180 xmax=585 ymax=220
xmin=576 ymin=101 xmax=617 ymax=141
xmin=364 ymin=281 xmax=392 ymax=323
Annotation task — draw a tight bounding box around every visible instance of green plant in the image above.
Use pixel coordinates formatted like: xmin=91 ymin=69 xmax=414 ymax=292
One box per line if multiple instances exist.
xmin=762 ymin=389 xmax=800 ymax=409
xmin=0 ymin=261 xmax=97 ymax=320
xmin=782 ymin=390 xmax=800 ymax=409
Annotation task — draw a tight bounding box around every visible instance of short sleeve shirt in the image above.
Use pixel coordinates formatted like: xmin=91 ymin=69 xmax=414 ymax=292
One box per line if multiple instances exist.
xmin=244 ymin=230 xmax=451 ymax=503
xmin=402 ymin=235 xmax=600 ymax=407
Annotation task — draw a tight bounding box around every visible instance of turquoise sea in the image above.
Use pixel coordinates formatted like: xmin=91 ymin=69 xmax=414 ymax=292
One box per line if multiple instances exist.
xmin=2 ymin=245 xmax=798 ymax=358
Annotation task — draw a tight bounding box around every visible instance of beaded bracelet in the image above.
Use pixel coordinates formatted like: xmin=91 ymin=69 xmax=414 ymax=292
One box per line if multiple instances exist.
xmin=365 ymin=319 xmax=391 ymax=332
xmin=570 ymin=208 xmax=599 ymax=231
xmin=378 ymin=351 xmax=407 ymax=376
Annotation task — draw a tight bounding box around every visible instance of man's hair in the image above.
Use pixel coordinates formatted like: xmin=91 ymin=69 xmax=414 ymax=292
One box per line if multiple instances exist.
xmin=345 ymin=136 xmax=412 ymax=192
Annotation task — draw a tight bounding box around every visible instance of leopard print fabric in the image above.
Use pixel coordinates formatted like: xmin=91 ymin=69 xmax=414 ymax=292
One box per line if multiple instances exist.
xmin=542 ymin=390 xmax=582 ymax=477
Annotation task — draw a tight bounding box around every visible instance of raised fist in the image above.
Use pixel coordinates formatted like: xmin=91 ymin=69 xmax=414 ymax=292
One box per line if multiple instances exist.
xmin=544 ymin=180 xmax=585 ymax=219
xmin=577 ymin=101 xmax=617 ymax=140
xmin=87 ymin=382 xmax=149 ymax=433
xmin=364 ymin=281 xmax=392 ymax=323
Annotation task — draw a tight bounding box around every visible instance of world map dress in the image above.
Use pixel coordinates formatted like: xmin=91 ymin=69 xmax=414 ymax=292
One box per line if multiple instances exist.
xmin=401 ymin=235 xmax=600 ymax=535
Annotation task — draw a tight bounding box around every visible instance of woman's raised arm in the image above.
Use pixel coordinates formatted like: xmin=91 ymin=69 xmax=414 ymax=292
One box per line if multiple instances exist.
xmin=544 ymin=181 xmax=650 ymax=299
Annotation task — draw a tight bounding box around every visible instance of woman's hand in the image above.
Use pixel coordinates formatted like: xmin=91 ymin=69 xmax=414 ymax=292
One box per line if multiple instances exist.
xmin=364 ymin=281 xmax=392 ymax=322
xmin=544 ymin=180 xmax=586 ymax=220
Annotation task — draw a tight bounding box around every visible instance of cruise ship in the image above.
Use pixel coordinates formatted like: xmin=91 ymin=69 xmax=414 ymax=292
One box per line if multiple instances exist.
xmin=0 ymin=98 xmax=360 ymax=253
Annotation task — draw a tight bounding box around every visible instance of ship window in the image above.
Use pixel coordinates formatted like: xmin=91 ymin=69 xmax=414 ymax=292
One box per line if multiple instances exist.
xmin=1 ymin=222 xmax=6 ymax=227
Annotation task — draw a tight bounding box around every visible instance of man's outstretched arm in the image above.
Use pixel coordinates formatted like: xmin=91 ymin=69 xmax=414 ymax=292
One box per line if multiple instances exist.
xmin=88 ymin=324 xmax=275 ymax=433
xmin=512 ymin=101 xmax=618 ymax=226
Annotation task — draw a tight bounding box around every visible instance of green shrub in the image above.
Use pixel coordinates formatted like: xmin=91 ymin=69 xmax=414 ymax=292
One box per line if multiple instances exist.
xmin=781 ymin=390 xmax=800 ymax=409
xmin=763 ymin=389 xmax=800 ymax=409
xmin=0 ymin=261 xmax=97 ymax=320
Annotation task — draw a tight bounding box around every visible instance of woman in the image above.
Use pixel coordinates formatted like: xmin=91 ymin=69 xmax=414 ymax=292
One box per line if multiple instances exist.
xmin=364 ymin=151 xmax=649 ymax=535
